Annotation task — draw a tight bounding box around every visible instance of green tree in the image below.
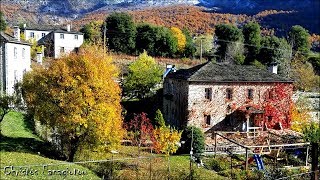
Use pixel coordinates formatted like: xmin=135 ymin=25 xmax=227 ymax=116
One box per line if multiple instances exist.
xmin=136 ymin=23 xmax=156 ymax=55
xmin=194 ymin=34 xmax=214 ymax=58
xmin=80 ymin=20 xmax=103 ymax=44
xmin=303 ymin=122 xmax=320 ymax=180
xmin=259 ymin=36 xmax=291 ymax=76
xmin=22 ymin=45 xmax=124 ymax=162
xmin=123 ymin=51 xmax=163 ymax=99
xmin=215 ymin=24 xmax=243 ymax=61
xmin=153 ymin=26 xmax=178 ymax=57
xmin=0 ymin=11 xmax=6 ymax=31
xmin=0 ymin=83 xmax=24 ymax=124
xmin=179 ymin=126 xmax=205 ymax=154
xmin=242 ymin=22 xmax=261 ymax=64
xmin=182 ymin=28 xmax=196 ymax=58
xmin=105 ymin=12 xmax=136 ymax=54
xmin=288 ymin=25 xmax=311 ymax=55
xmin=154 ymin=109 xmax=166 ymax=127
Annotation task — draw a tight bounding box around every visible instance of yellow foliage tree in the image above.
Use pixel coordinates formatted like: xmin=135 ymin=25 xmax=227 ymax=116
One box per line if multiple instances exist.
xmin=22 ymin=45 xmax=124 ymax=161
xmin=291 ymin=97 xmax=312 ymax=132
xmin=153 ymin=126 xmax=182 ymax=156
xmin=291 ymin=54 xmax=320 ymax=91
xmin=170 ymin=27 xmax=186 ymax=53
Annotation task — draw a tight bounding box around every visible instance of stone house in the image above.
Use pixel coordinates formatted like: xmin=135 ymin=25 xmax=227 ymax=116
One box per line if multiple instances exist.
xmin=163 ymin=61 xmax=293 ymax=133
xmin=0 ymin=28 xmax=31 ymax=95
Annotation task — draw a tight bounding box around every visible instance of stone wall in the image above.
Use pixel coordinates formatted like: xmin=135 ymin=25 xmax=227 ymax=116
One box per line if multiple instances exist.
xmin=187 ymin=82 xmax=279 ymax=131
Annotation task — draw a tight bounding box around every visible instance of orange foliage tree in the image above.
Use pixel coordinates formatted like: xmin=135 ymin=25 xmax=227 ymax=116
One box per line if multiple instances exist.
xmin=22 ymin=45 xmax=124 ymax=161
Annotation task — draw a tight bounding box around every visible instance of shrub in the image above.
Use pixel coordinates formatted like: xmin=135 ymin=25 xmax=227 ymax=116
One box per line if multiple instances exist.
xmin=178 ymin=126 xmax=205 ymax=154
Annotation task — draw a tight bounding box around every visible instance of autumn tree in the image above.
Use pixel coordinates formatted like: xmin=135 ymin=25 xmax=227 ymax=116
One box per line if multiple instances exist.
xmin=242 ymin=22 xmax=261 ymax=64
xmin=105 ymin=12 xmax=136 ymax=54
xmin=290 ymin=97 xmax=312 ymax=132
xmin=0 ymin=11 xmax=6 ymax=31
xmin=153 ymin=126 xmax=181 ymax=155
xmin=215 ymin=24 xmax=243 ymax=61
xmin=126 ymin=112 xmax=154 ymax=153
xmin=80 ymin=20 xmax=103 ymax=44
xmin=290 ymin=54 xmax=320 ymax=91
xmin=262 ymin=83 xmax=293 ymax=129
xmin=170 ymin=27 xmax=186 ymax=54
xmin=123 ymin=51 xmax=163 ymax=99
xmin=288 ymin=25 xmax=311 ymax=55
xmin=22 ymin=45 xmax=124 ymax=161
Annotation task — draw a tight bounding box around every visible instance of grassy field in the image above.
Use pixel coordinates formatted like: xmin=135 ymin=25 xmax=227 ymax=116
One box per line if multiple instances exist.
xmin=0 ymin=111 xmax=223 ymax=179
xmin=0 ymin=112 xmax=100 ymax=180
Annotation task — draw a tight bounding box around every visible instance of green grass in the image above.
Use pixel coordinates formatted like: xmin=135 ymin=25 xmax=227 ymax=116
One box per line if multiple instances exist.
xmin=0 ymin=152 xmax=99 ymax=180
xmin=0 ymin=111 xmax=100 ymax=180
xmin=76 ymin=146 xmax=223 ymax=180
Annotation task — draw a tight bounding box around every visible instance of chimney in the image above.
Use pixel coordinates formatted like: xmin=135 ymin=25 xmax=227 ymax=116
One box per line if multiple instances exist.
xmin=13 ymin=26 xmax=20 ymax=41
xmin=67 ymin=24 xmax=71 ymax=32
xmin=163 ymin=64 xmax=176 ymax=79
xmin=23 ymin=23 xmax=26 ymax=29
xmin=268 ymin=61 xmax=278 ymax=74
xmin=36 ymin=52 xmax=43 ymax=65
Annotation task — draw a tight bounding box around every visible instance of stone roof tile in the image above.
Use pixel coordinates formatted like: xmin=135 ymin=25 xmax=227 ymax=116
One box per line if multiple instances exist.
xmin=166 ymin=61 xmax=293 ymax=83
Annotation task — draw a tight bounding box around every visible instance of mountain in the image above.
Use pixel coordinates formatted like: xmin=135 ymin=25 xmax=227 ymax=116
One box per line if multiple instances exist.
xmin=1 ymin=0 xmax=319 ymax=34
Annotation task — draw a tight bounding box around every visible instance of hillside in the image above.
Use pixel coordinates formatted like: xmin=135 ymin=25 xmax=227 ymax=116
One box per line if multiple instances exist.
xmin=0 ymin=112 xmax=100 ymax=179
xmin=1 ymin=0 xmax=319 ymax=35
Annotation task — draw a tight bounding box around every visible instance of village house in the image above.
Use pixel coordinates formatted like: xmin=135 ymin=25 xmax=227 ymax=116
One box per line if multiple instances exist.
xmin=163 ymin=61 xmax=294 ymax=134
xmin=24 ymin=24 xmax=84 ymax=59
xmin=0 ymin=27 xmax=31 ymax=95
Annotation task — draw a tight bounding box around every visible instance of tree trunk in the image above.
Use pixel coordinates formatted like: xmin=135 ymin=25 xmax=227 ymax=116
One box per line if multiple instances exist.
xmin=311 ymin=142 xmax=319 ymax=180
xmin=67 ymin=136 xmax=80 ymax=162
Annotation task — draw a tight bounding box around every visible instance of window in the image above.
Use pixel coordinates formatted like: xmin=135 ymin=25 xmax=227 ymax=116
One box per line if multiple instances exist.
xmin=204 ymin=115 xmax=211 ymax=125
xmin=22 ymin=48 xmax=25 ymax=59
xmin=60 ymin=47 xmax=65 ymax=53
xmin=42 ymin=33 xmax=46 ymax=37
xmin=248 ymin=89 xmax=254 ymax=100
xmin=14 ymin=47 xmax=17 ymax=59
xmin=205 ymin=88 xmax=212 ymax=100
xmin=226 ymin=88 xmax=233 ymax=100
xmin=268 ymin=89 xmax=275 ymax=99
xmin=60 ymin=33 xmax=64 ymax=39
xmin=30 ymin=32 xmax=34 ymax=38
xmin=74 ymin=35 xmax=78 ymax=40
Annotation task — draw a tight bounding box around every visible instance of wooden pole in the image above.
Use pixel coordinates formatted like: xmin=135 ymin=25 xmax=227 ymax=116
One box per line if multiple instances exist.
xmin=245 ymin=148 xmax=249 ymax=171
xmin=214 ymin=132 xmax=217 ymax=157
xmin=306 ymin=146 xmax=309 ymax=167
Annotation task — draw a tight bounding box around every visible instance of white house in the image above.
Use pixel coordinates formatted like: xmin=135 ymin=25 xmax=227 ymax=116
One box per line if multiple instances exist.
xmin=0 ymin=27 xmax=31 ymax=95
xmin=37 ymin=25 xmax=84 ymax=59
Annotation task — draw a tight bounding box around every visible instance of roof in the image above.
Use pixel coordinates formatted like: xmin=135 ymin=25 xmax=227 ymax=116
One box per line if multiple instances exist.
xmin=24 ymin=25 xmax=83 ymax=35
xmin=166 ymin=61 xmax=293 ymax=83
xmin=51 ymin=29 xmax=83 ymax=35
xmin=0 ymin=32 xmax=31 ymax=46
